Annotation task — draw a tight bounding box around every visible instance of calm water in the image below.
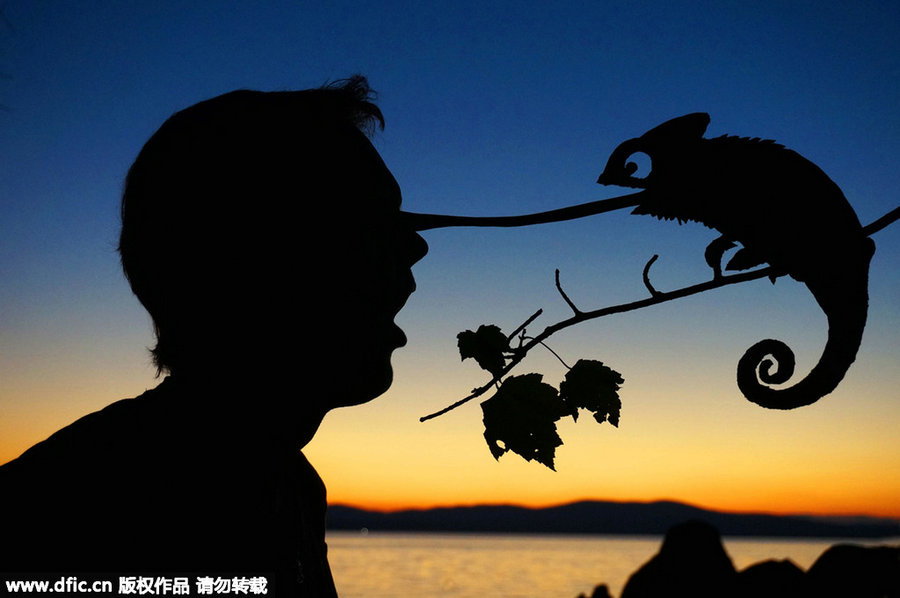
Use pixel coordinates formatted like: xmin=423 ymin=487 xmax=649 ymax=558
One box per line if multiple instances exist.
xmin=326 ymin=531 xmax=897 ymax=598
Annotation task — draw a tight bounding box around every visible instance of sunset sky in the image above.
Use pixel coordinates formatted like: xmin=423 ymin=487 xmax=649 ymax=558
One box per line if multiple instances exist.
xmin=2 ymin=1 xmax=899 ymax=520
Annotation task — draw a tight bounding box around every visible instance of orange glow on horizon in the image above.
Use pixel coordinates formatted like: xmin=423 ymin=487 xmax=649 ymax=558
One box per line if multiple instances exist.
xmin=4 ymin=375 xmax=899 ymax=524
xmin=324 ymin=488 xmax=900 ymax=520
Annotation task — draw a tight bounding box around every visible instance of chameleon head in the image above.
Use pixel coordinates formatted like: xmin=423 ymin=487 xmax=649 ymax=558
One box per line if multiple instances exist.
xmin=596 ymin=137 xmax=651 ymax=189
xmin=597 ymin=112 xmax=711 ymax=190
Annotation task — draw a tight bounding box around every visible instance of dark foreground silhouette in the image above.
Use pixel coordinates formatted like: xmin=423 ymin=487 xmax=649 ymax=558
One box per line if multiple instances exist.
xmin=576 ymin=520 xmax=900 ymax=598
xmin=0 ymin=76 xmax=427 ymax=596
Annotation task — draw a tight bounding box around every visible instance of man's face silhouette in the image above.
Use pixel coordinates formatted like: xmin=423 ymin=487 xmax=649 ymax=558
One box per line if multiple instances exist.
xmin=118 ymin=86 xmax=426 ymax=426
xmin=305 ymin=127 xmax=428 ymax=410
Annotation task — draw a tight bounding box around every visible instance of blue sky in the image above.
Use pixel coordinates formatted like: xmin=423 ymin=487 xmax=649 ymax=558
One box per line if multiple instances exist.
xmin=2 ymin=1 xmax=899 ymax=515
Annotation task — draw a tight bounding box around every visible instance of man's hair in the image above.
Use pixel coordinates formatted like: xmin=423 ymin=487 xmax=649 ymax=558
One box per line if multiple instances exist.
xmin=118 ymin=75 xmax=383 ymax=376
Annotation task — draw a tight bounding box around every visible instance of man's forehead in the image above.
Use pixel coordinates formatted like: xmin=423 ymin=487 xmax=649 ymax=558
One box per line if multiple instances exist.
xmin=315 ymin=126 xmax=401 ymax=208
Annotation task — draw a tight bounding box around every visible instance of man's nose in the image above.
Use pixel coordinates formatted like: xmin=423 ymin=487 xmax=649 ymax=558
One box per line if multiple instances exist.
xmin=408 ymin=232 xmax=428 ymax=265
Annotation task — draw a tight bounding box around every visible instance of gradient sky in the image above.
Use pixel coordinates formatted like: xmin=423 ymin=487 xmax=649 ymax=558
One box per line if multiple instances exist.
xmin=2 ymin=1 xmax=899 ymax=519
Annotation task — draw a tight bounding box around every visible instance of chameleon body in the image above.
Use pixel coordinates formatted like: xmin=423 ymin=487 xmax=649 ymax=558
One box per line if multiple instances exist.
xmin=597 ymin=113 xmax=875 ymax=409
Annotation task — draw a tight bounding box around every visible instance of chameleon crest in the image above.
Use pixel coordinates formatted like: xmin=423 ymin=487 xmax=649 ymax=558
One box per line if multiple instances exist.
xmin=597 ymin=113 xmax=875 ymax=409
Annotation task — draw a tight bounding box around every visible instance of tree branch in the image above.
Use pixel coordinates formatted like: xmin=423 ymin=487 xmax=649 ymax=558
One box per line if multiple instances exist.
xmin=863 ymin=205 xmax=900 ymax=236
xmin=419 ymin=204 xmax=900 ymax=423
xmin=420 ymin=266 xmax=771 ymax=421
xmin=402 ymin=191 xmax=645 ymax=231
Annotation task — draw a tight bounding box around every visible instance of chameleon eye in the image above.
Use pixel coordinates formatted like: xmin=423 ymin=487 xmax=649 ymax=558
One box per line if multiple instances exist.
xmin=625 ymin=152 xmax=652 ymax=180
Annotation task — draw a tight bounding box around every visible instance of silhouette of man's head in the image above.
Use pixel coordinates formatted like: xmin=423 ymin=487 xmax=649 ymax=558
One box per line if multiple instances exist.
xmin=119 ymin=76 xmax=427 ymax=410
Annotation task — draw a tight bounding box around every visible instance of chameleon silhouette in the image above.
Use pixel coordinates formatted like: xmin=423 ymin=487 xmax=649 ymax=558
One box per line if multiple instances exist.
xmin=596 ymin=113 xmax=875 ymax=409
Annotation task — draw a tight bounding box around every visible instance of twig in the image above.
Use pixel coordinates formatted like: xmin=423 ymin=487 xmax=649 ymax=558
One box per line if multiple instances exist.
xmin=507 ymin=309 xmax=542 ymax=342
xmin=555 ymin=269 xmax=582 ymax=315
xmin=537 ymin=340 xmax=572 ymax=369
xmin=642 ymin=254 xmax=661 ymax=297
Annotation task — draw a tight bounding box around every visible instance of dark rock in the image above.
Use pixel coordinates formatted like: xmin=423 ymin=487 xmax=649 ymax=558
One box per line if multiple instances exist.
xmin=620 ymin=519 xmax=736 ymax=598
xmin=580 ymin=523 xmax=899 ymax=598
xmin=576 ymin=584 xmax=612 ymax=598
xmin=735 ymin=558 xmax=808 ymax=598
xmin=807 ymin=543 xmax=900 ymax=598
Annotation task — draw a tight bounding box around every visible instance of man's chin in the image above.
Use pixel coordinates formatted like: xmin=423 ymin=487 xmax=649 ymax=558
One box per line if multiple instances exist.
xmin=333 ymin=364 xmax=394 ymax=409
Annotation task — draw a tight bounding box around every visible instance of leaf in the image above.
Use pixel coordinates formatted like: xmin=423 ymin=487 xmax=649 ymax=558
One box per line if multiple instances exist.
xmin=480 ymin=373 xmax=569 ymax=470
xmin=457 ymin=324 xmax=509 ymax=377
xmin=559 ymin=359 xmax=624 ymax=426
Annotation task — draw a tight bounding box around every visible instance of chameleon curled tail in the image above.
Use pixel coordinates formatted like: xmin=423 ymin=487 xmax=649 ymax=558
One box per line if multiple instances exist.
xmin=737 ymin=243 xmax=874 ymax=409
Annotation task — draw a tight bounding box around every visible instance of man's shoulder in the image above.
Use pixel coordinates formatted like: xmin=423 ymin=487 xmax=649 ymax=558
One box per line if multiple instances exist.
xmin=0 ymin=380 xmax=173 ymax=480
xmin=0 ymin=381 xmax=179 ymax=565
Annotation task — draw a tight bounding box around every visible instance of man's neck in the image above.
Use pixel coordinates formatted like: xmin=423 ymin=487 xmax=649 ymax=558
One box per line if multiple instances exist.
xmin=161 ymin=373 xmax=326 ymax=450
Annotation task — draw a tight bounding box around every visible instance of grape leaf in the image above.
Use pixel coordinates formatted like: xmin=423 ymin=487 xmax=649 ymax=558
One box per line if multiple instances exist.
xmin=480 ymin=373 xmax=570 ymax=470
xmin=559 ymin=359 xmax=624 ymax=426
xmin=457 ymin=324 xmax=509 ymax=377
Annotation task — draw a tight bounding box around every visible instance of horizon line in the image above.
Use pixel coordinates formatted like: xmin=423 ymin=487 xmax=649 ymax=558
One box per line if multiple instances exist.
xmin=328 ymin=497 xmax=900 ymax=523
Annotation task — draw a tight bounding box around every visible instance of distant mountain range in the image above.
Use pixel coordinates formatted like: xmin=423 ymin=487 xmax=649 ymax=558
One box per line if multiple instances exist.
xmin=327 ymin=500 xmax=900 ymax=539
